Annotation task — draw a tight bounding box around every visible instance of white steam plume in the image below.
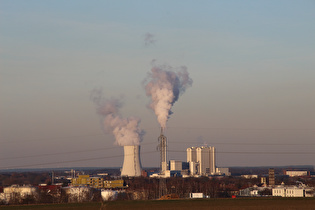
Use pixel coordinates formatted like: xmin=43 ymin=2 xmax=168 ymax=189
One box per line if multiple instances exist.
xmin=90 ymin=88 xmax=145 ymax=146
xmin=144 ymin=33 xmax=156 ymax=46
xmin=143 ymin=62 xmax=193 ymax=128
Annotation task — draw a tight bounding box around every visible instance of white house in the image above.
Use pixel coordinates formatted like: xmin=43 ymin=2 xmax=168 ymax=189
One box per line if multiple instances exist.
xmin=272 ymin=183 xmax=314 ymax=197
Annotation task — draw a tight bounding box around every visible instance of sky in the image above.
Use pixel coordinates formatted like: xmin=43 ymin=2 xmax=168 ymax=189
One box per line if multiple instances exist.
xmin=1 ymin=0 xmax=315 ymax=169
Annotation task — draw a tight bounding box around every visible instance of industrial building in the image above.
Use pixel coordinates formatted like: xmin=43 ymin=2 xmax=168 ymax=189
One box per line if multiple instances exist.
xmin=149 ymin=143 xmax=230 ymax=178
xmin=187 ymin=147 xmax=197 ymax=163
xmin=187 ymin=146 xmax=216 ymax=176
xmin=169 ymin=160 xmax=189 ymax=171
xmin=169 ymin=160 xmax=182 ymax=171
xmin=151 ymin=145 xmax=229 ymax=178
xmin=216 ymin=167 xmax=231 ymax=176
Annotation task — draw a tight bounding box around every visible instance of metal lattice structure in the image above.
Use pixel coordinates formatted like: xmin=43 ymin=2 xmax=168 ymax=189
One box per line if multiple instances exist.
xmin=158 ymin=127 xmax=167 ymax=173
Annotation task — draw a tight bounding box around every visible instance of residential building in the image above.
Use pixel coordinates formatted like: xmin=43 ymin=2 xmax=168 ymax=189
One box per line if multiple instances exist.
xmin=272 ymin=183 xmax=314 ymax=197
xmin=241 ymin=175 xmax=258 ymax=179
xmin=269 ymin=168 xmax=275 ymax=186
xmin=104 ymin=180 xmax=125 ymax=189
xmin=239 ymin=186 xmax=272 ymax=197
xmin=71 ymin=175 xmax=103 ymax=189
xmin=285 ymin=170 xmax=309 ymax=177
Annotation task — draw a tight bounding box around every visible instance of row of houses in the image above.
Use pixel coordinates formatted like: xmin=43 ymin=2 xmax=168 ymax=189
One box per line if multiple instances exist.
xmin=0 ymin=176 xmax=126 ymax=204
xmin=239 ymin=183 xmax=314 ymax=198
xmin=0 ymin=184 xmax=124 ymax=204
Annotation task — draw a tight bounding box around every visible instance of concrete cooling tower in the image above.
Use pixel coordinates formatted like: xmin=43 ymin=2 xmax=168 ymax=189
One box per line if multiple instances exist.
xmin=121 ymin=145 xmax=142 ymax=177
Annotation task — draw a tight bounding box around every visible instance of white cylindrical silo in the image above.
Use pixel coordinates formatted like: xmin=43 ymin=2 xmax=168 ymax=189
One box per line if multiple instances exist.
xmin=121 ymin=145 xmax=142 ymax=177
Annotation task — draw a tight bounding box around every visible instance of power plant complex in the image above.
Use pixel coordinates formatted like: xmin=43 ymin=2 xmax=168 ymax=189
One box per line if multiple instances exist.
xmin=120 ymin=130 xmax=230 ymax=177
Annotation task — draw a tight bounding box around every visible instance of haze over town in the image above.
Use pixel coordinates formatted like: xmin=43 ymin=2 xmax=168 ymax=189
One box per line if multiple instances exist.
xmin=1 ymin=0 xmax=314 ymax=169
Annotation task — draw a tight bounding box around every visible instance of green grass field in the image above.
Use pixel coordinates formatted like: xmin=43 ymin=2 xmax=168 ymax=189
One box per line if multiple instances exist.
xmin=1 ymin=198 xmax=315 ymax=210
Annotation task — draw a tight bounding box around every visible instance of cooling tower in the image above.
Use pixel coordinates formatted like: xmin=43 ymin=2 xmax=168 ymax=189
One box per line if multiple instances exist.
xmin=121 ymin=145 xmax=142 ymax=177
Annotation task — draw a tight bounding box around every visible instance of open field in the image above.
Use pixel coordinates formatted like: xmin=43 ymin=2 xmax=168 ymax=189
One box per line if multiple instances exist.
xmin=1 ymin=198 xmax=315 ymax=210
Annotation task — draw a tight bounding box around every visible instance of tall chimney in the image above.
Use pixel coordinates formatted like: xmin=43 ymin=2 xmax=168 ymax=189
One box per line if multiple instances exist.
xmin=121 ymin=145 xmax=142 ymax=177
xmin=158 ymin=128 xmax=167 ymax=173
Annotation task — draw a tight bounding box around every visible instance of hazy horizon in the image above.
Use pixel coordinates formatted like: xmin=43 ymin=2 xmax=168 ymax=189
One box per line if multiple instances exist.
xmin=1 ymin=0 xmax=314 ymax=170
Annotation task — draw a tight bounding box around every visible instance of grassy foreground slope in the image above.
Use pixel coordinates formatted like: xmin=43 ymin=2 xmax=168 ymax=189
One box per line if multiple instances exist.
xmin=1 ymin=198 xmax=315 ymax=210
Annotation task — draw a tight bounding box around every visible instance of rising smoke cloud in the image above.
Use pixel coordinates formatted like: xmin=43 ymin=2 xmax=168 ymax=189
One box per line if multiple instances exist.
xmin=90 ymin=88 xmax=145 ymax=146
xmin=143 ymin=61 xmax=193 ymax=128
xmin=144 ymin=33 xmax=156 ymax=46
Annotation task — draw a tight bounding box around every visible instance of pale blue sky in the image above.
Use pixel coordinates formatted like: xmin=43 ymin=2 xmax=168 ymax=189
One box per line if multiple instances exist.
xmin=1 ymin=0 xmax=315 ymax=169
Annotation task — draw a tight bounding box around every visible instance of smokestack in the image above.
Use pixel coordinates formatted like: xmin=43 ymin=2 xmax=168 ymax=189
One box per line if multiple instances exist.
xmin=143 ymin=63 xmax=192 ymax=174
xmin=121 ymin=145 xmax=142 ymax=177
xmin=158 ymin=127 xmax=167 ymax=173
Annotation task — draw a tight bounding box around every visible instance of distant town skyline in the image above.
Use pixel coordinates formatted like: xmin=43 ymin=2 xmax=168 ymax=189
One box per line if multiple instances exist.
xmin=1 ymin=0 xmax=314 ymax=169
